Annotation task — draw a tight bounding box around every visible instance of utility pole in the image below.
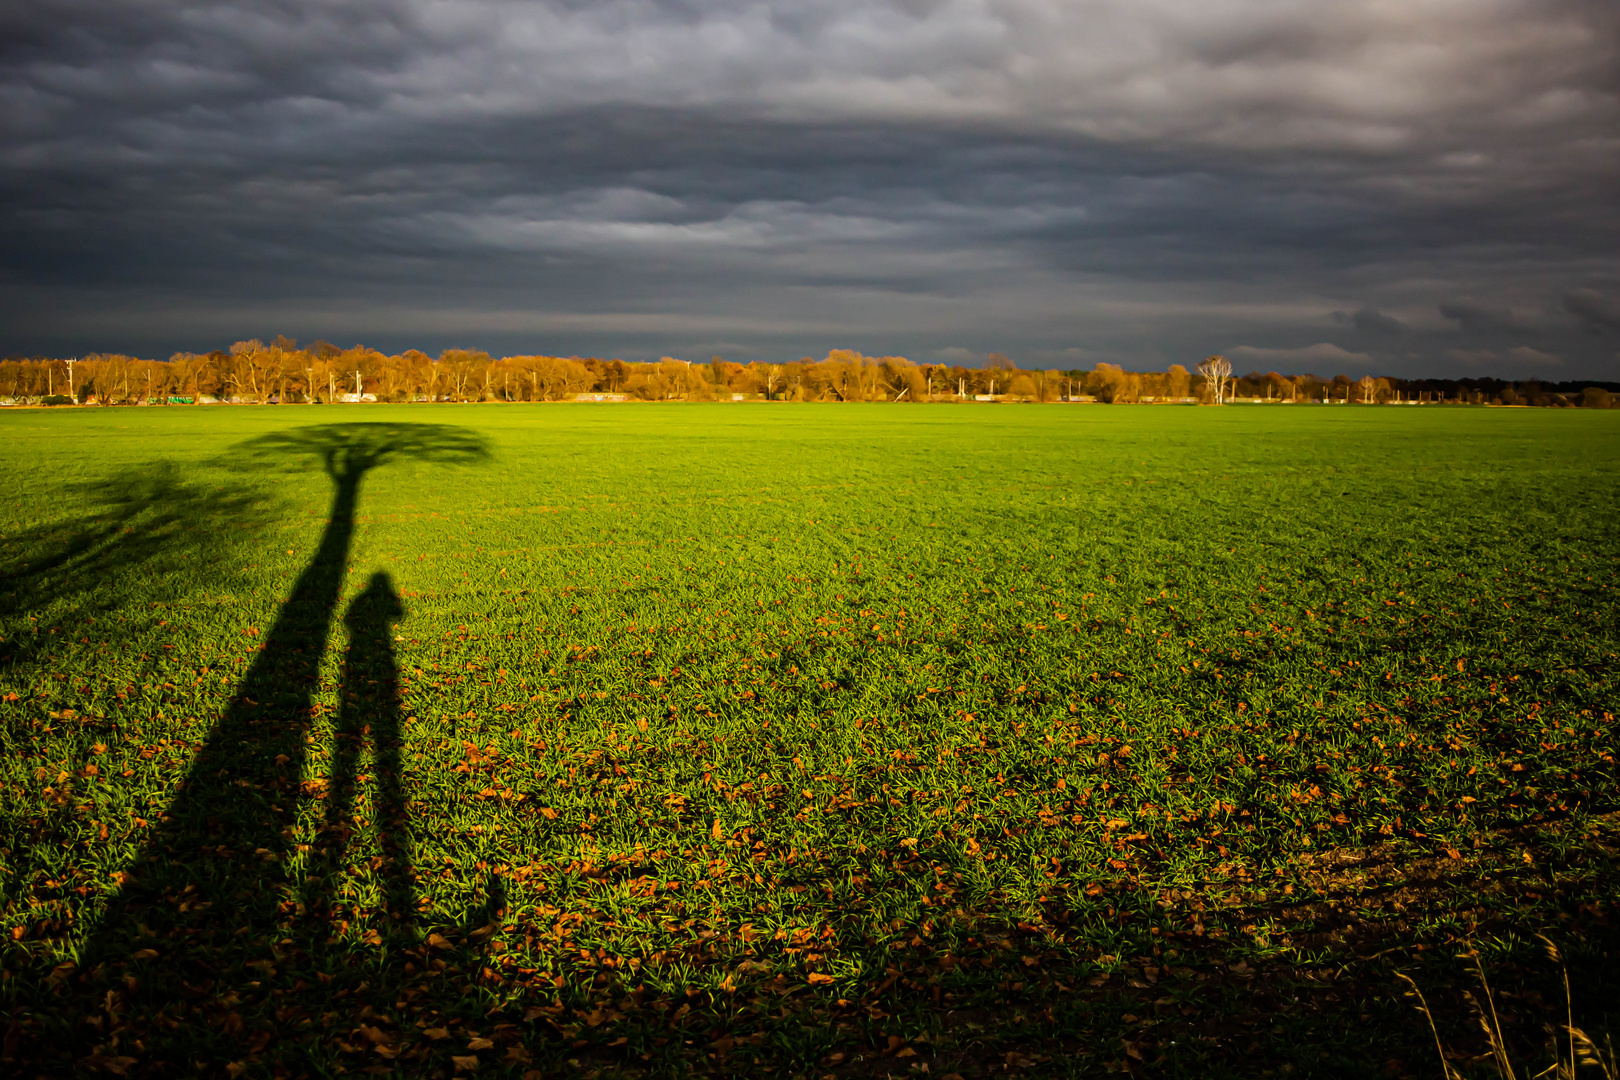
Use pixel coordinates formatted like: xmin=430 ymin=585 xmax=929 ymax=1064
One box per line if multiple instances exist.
xmin=64 ymin=357 xmax=77 ymax=402
xmin=328 ymin=371 xmax=336 ymax=403
xmin=353 ymin=369 xmax=362 ymax=401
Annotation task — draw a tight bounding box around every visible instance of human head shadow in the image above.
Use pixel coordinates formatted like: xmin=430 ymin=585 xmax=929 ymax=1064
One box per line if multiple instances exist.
xmin=301 ymin=572 xmax=415 ymax=944
xmin=55 ymin=423 xmax=488 ymax=1058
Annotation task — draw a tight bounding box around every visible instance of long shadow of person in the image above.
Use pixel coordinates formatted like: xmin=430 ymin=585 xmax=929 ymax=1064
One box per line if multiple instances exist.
xmin=17 ymin=423 xmax=487 ymax=1073
xmin=302 ymin=572 xmax=415 ymax=943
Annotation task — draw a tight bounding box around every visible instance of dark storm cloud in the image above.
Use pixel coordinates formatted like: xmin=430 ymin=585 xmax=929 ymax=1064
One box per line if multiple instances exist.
xmin=1439 ymin=299 xmax=1540 ymax=335
xmin=1564 ymin=289 xmax=1620 ymax=334
xmin=1335 ymin=307 xmax=1405 ymax=336
xmin=2 ymin=0 xmax=1618 ymax=375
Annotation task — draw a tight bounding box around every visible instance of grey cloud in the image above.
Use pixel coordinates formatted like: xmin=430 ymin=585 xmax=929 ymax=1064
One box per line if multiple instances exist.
xmin=1334 ymin=307 xmax=1405 ymax=335
xmin=1564 ymin=288 xmax=1620 ymax=332
xmin=1446 ymin=346 xmax=1562 ymax=368
xmin=1 ymin=0 xmax=1618 ymax=375
xmin=1439 ymin=299 xmax=1541 ymax=334
xmin=1226 ymin=343 xmax=1375 ymax=370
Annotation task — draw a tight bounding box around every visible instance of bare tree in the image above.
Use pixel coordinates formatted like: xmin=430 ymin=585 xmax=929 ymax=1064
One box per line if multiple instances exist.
xmin=228 ymin=340 xmax=265 ymax=402
xmin=1196 ymin=354 xmax=1233 ymax=405
xmin=438 ymin=348 xmax=488 ymax=402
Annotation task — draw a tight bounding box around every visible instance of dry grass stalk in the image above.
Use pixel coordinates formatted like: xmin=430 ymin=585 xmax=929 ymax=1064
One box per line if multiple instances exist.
xmin=1403 ymin=939 xmax=1616 ymax=1080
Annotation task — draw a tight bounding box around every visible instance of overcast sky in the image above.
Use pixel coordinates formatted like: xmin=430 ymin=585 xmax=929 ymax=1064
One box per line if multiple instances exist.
xmin=3 ymin=0 xmax=1618 ymax=376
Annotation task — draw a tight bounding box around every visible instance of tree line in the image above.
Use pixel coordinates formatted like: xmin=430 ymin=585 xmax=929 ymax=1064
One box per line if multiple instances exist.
xmin=1 ymin=340 xmax=1616 ymax=407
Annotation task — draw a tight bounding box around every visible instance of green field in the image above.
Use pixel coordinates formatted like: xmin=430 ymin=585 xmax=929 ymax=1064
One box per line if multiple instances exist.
xmin=2 ymin=404 xmax=1618 ymax=1078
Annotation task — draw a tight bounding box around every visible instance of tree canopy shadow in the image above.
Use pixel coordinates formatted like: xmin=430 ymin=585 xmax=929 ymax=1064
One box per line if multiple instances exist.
xmin=233 ymin=421 xmax=491 ymax=479
xmin=0 ymin=462 xmax=271 ymax=674
xmin=27 ymin=422 xmax=489 ymax=1065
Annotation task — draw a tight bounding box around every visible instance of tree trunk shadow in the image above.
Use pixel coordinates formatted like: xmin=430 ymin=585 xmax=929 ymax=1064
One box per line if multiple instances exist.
xmin=80 ymin=453 xmax=363 ymax=975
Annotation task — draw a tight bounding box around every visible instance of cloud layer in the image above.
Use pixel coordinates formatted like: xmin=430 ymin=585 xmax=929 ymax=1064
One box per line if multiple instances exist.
xmin=3 ymin=0 xmax=1618 ymax=374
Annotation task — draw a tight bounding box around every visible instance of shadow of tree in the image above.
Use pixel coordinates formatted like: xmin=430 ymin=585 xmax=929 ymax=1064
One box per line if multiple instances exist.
xmin=28 ymin=422 xmax=490 ymax=1067
xmin=0 ymin=462 xmax=270 ymax=673
xmin=235 ymin=421 xmax=491 ymax=478
xmin=0 ymin=465 xmax=276 ymax=919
